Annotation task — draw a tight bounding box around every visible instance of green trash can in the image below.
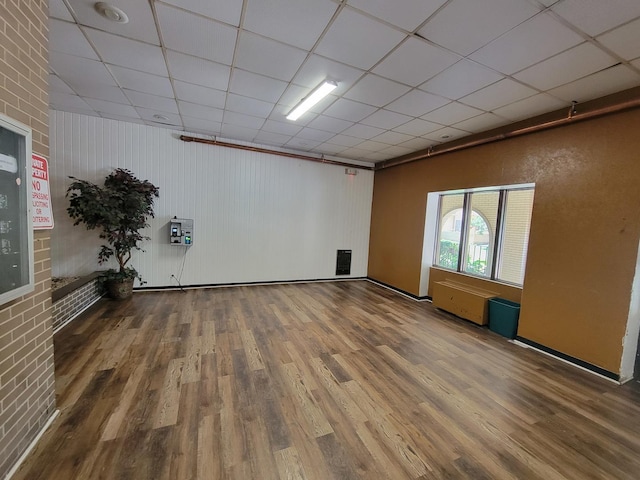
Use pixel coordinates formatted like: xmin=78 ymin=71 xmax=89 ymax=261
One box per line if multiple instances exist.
xmin=488 ymin=298 xmax=520 ymax=339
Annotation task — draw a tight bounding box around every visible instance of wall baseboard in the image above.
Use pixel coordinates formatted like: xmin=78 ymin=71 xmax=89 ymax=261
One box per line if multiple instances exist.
xmin=514 ymin=337 xmax=620 ymax=383
xmin=4 ymin=409 xmax=59 ymax=480
xmin=135 ymin=276 xmax=368 ymax=292
xmin=366 ymin=277 xmax=432 ymax=302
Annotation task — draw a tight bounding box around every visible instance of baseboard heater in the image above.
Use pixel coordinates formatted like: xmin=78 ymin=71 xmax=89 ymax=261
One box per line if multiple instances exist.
xmin=432 ymin=280 xmax=498 ymax=325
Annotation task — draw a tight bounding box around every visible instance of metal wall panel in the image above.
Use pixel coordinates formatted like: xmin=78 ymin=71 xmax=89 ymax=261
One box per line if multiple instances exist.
xmin=50 ymin=111 xmax=373 ymax=286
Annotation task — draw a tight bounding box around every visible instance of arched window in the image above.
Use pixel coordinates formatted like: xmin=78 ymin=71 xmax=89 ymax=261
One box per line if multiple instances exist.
xmin=434 ymin=188 xmax=534 ymax=285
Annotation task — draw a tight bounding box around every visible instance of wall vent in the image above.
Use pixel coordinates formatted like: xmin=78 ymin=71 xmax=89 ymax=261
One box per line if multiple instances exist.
xmin=336 ymin=250 xmax=351 ymax=275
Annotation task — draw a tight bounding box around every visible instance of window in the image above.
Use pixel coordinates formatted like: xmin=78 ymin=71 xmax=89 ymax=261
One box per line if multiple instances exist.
xmin=0 ymin=113 xmax=34 ymax=305
xmin=435 ymin=186 xmax=534 ymax=286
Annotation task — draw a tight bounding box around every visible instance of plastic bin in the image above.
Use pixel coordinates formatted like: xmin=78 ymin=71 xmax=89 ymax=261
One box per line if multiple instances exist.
xmin=488 ymin=298 xmax=520 ymax=339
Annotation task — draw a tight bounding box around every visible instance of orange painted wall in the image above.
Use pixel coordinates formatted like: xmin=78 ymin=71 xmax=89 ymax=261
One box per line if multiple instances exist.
xmin=368 ymin=108 xmax=640 ymax=374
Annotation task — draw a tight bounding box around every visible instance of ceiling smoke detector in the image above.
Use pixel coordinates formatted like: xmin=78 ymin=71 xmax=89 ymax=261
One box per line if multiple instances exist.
xmin=94 ymin=2 xmax=129 ymax=23
xmin=153 ymin=114 xmax=170 ymax=121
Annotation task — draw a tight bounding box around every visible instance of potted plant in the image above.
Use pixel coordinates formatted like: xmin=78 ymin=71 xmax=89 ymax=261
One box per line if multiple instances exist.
xmin=66 ymin=168 xmax=159 ymax=299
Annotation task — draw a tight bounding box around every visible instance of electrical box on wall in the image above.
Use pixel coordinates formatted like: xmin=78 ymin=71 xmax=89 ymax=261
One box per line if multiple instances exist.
xmin=170 ymin=217 xmax=194 ymax=246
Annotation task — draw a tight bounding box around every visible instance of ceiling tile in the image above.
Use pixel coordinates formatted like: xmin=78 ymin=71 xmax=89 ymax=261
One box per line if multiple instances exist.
xmin=452 ymin=112 xmax=509 ymax=133
xmin=166 ymin=51 xmax=231 ymax=91
xmin=341 ymin=124 xmax=386 ymax=139
xmin=156 ymin=3 xmax=237 ymax=65
xmin=182 ymin=116 xmax=222 ymax=135
xmin=222 ymin=125 xmax=260 ymax=142
xmin=344 ymin=75 xmax=411 ymax=107
xmin=49 ymin=92 xmax=94 ymax=113
xmin=49 ymin=74 xmax=75 ymax=94
xmin=49 ymin=0 xmax=74 ymax=21
xmin=597 ymin=18 xmax=640 ymax=61
xmin=314 ymin=8 xmax=405 ymax=70
xmin=261 ymin=119 xmax=303 ymax=136
xmin=109 ymin=66 xmax=174 ymax=97
xmin=399 ymin=137 xmax=434 ymax=150
xmin=84 ymin=28 xmax=168 ymax=76
xmin=297 ymin=128 xmax=336 ymax=142
xmin=136 ymin=108 xmax=182 ymax=126
xmin=385 ymin=89 xmax=449 ymax=117
xmin=339 ymin=147 xmax=370 ymax=159
xmin=373 ymin=130 xmax=414 ymax=145
xmin=547 ymin=65 xmax=640 ymax=103
xmin=179 ymin=101 xmax=224 ymax=122
xmin=306 ymin=116 xmax=354 ymax=134
xmin=223 ymin=111 xmax=266 ymax=129
xmin=552 ymin=0 xmax=640 ymax=36
xmin=459 ymin=78 xmax=537 ymax=111
xmin=423 ymin=126 xmax=470 ymax=142
xmin=126 ymin=91 xmax=179 ymax=113
xmin=173 ymin=81 xmax=226 ymax=108
xmin=65 ymin=0 xmax=159 ymax=44
xmin=315 ymin=143 xmax=348 ymax=155
xmin=356 ymin=151 xmax=389 ymax=162
xmin=226 ymin=93 xmax=275 ymax=118
xmin=379 ymin=145 xmax=415 ymax=157
xmin=85 ymin=98 xmax=139 ymax=117
xmin=50 ymin=52 xmax=117 ymax=88
xmin=285 ymin=137 xmax=322 ymax=150
xmin=373 ymin=37 xmax=459 ymax=87
xmin=322 ymin=98 xmax=378 ymax=122
xmin=423 ymin=102 xmax=484 ymax=125
xmin=393 ymin=118 xmax=441 ymax=136
xmin=101 ymin=113 xmax=147 ymax=125
xmin=469 ymin=13 xmax=584 ymax=75
xmin=327 ymin=134 xmax=364 ymax=147
xmin=229 ymin=70 xmax=288 ymax=103
xmin=235 ymin=32 xmax=307 ymax=82
xmin=49 ymin=19 xmax=99 ymax=60
xmin=292 ymin=55 xmax=364 ymax=96
xmin=73 ymin=84 xmax=130 ymax=103
xmin=419 ymin=0 xmax=540 ymax=56
xmin=244 ymin=0 xmax=338 ymax=49
xmin=355 ymin=140 xmax=390 ymax=152
xmin=514 ymin=42 xmax=618 ymax=91
xmin=254 ymin=131 xmax=293 ymax=147
xmin=347 ymin=0 xmax=447 ymax=32
xmin=161 ymin=0 xmax=243 ymax=26
xmin=361 ymin=109 xmax=412 ymax=130
xmin=492 ymin=93 xmax=566 ymax=121
xmin=421 ymin=60 xmax=504 ymax=99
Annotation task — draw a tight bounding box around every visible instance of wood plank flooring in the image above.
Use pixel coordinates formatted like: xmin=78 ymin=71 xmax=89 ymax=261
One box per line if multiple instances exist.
xmin=13 ymin=280 xmax=640 ymax=479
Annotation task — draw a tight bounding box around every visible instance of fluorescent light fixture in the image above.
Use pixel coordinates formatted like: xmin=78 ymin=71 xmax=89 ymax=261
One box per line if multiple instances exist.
xmin=286 ymin=80 xmax=337 ymax=121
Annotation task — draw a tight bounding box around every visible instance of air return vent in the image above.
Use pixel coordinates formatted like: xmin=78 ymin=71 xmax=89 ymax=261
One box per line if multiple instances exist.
xmin=336 ymin=250 xmax=352 ymax=276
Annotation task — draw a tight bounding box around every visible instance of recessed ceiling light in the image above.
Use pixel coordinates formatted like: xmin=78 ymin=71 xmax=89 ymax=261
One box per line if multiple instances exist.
xmin=153 ymin=114 xmax=170 ymax=121
xmin=94 ymin=2 xmax=129 ymax=23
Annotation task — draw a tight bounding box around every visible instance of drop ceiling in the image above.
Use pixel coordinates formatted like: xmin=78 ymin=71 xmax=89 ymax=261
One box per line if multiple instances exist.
xmin=48 ymin=0 xmax=640 ymax=164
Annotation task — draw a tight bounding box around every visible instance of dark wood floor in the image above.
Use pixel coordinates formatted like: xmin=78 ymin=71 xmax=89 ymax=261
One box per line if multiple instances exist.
xmin=14 ymin=280 xmax=640 ymax=479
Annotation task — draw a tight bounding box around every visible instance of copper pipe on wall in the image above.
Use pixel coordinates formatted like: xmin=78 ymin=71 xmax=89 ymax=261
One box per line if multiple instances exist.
xmin=376 ymin=96 xmax=640 ymax=171
xmin=179 ymin=135 xmax=374 ymax=171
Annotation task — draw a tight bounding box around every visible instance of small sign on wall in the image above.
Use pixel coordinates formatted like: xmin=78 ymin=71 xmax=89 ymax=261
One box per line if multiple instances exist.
xmin=32 ymin=153 xmax=54 ymax=229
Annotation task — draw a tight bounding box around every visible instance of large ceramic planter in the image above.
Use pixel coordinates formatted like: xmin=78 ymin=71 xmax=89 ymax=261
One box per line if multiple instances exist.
xmin=106 ymin=278 xmax=134 ymax=299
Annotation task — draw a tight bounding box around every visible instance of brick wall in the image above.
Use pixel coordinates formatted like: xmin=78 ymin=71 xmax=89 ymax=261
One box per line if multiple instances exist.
xmin=52 ymin=277 xmax=103 ymax=332
xmin=0 ymin=0 xmax=55 ymax=477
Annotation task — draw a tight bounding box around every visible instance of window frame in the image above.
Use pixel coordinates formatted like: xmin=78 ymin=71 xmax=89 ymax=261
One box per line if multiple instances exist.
xmin=434 ymin=184 xmax=534 ymax=287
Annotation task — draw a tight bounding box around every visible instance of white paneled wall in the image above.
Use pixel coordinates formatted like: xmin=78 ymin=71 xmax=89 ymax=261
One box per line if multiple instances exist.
xmin=49 ymin=111 xmax=374 ymax=287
